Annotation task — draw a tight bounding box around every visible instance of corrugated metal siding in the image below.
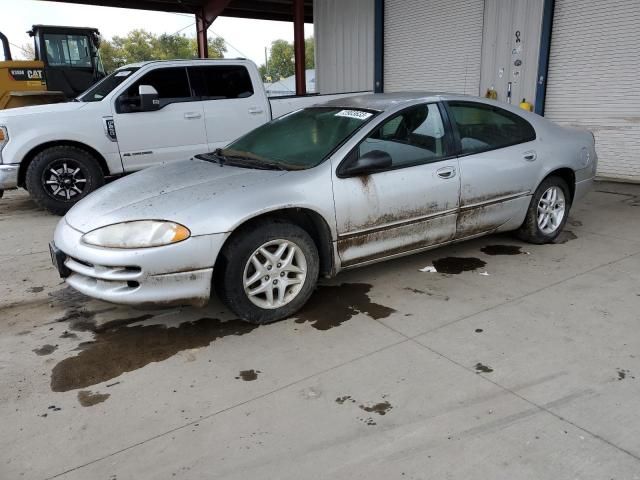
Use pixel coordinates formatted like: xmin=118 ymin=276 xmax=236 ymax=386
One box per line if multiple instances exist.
xmin=545 ymin=0 xmax=640 ymax=181
xmin=314 ymin=0 xmax=374 ymax=94
xmin=384 ymin=0 xmax=484 ymax=94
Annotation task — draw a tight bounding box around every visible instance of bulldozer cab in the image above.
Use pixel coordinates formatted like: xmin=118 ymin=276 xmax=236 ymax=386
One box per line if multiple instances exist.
xmin=29 ymin=25 xmax=106 ymax=99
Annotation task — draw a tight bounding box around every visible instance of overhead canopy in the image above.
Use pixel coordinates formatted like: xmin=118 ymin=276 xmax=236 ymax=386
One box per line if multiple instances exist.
xmin=44 ymin=0 xmax=313 ymax=22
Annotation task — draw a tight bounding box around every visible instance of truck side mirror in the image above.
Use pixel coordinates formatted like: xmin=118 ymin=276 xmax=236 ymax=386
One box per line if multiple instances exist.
xmin=139 ymin=85 xmax=160 ymax=112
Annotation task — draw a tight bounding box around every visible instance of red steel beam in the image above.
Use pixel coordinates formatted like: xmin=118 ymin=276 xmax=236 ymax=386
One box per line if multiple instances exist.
xmin=196 ymin=0 xmax=232 ymax=58
xmin=293 ymin=0 xmax=306 ymax=95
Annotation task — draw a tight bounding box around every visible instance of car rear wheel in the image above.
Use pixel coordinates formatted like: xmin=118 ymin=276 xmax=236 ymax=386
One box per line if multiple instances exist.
xmin=215 ymin=221 xmax=320 ymax=324
xmin=517 ymin=175 xmax=570 ymax=244
xmin=25 ymin=146 xmax=104 ymax=216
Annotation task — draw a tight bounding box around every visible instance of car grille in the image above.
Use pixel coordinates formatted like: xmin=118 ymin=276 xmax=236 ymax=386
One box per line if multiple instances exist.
xmin=64 ymin=256 xmax=142 ymax=290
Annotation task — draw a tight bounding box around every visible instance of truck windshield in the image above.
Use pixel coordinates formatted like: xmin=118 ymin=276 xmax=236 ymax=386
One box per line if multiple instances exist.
xmin=78 ymin=68 xmax=139 ymax=102
xmin=219 ymin=107 xmax=377 ymax=170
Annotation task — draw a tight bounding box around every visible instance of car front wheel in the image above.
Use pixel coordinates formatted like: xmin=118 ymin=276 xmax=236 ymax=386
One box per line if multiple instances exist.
xmin=517 ymin=175 xmax=571 ymax=244
xmin=25 ymin=146 xmax=104 ymax=216
xmin=215 ymin=221 xmax=320 ymax=324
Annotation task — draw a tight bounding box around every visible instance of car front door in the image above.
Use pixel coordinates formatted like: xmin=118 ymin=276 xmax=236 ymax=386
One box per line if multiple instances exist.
xmin=445 ymin=101 xmax=541 ymax=238
xmin=332 ymin=103 xmax=460 ymax=267
xmin=187 ymin=65 xmax=270 ymax=151
xmin=113 ymin=66 xmax=208 ymax=171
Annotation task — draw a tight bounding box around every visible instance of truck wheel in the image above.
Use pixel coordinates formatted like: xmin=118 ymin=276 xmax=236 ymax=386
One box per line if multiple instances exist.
xmin=214 ymin=220 xmax=320 ymax=324
xmin=517 ymin=175 xmax=571 ymax=244
xmin=25 ymin=146 xmax=104 ymax=215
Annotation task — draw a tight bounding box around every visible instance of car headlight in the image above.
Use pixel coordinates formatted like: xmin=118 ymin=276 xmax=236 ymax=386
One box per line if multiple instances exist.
xmin=82 ymin=220 xmax=190 ymax=248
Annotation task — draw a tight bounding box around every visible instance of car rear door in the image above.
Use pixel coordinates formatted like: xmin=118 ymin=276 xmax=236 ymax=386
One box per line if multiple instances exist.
xmin=187 ymin=65 xmax=270 ymax=150
xmin=445 ymin=100 xmax=541 ymax=238
xmin=332 ymin=103 xmax=460 ymax=267
xmin=113 ymin=66 xmax=208 ymax=171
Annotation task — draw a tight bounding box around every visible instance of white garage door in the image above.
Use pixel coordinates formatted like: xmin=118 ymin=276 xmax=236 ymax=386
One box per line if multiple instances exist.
xmin=545 ymin=0 xmax=640 ymax=181
xmin=384 ymin=0 xmax=484 ymax=94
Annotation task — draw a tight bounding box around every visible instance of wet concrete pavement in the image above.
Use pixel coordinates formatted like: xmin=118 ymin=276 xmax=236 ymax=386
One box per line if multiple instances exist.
xmin=1 ymin=182 xmax=639 ymax=479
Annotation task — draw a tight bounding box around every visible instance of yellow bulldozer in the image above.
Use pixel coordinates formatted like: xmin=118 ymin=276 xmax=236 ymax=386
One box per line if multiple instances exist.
xmin=0 ymin=25 xmax=106 ymax=110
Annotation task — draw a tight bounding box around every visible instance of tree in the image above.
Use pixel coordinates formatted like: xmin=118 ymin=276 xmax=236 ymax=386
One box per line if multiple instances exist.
xmin=260 ymin=36 xmax=315 ymax=81
xmin=99 ymin=29 xmax=227 ymax=73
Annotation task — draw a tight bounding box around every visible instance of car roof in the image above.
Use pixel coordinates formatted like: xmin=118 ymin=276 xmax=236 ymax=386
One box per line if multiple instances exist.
xmin=319 ymin=92 xmax=458 ymax=112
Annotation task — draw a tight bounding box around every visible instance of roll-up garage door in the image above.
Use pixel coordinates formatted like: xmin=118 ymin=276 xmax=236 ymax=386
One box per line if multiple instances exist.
xmin=384 ymin=0 xmax=484 ymax=94
xmin=545 ymin=0 xmax=640 ymax=181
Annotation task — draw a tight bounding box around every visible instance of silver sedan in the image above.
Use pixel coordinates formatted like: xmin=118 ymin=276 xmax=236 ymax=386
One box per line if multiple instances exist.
xmin=50 ymin=93 xmax=597 ymax=323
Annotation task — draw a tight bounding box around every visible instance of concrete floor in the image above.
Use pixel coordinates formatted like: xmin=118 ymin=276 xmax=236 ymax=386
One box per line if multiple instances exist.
xmin=1 ymin=182 xmax=639 ymax=480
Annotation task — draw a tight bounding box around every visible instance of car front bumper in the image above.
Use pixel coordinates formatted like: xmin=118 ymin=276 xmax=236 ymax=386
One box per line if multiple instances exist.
xmin=0 ymin=164 xmax=19 ymax=190
xmin=52 ymin=218 xmax=228 ymax=307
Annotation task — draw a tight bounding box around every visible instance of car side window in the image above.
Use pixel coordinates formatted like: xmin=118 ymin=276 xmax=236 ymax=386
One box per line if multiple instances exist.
xmin=358 ymin=103 xmax=448 ymax=169
xmin=447 ymin=101 xmax=536 ymax=155
xmin=188 ymin=66 xmax=254 ymax=100
xmin=119 ymin=67 xmax=191 ymax=112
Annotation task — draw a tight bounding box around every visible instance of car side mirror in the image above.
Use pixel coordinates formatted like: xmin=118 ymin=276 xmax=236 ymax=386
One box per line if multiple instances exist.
xmin=341 ymin=150 xmax=393 ymax=177
xmin=139 ymin=84 xmax=160 ymax=112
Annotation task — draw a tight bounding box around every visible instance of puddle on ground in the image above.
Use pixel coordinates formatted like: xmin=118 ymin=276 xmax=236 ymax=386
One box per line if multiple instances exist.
xmin=553 ymin=230 xmax=577 ymax=244
xmin=336 ymin=395 xmax=356 ymax=404
xmin=295 ymin=283 xmax=395 ymax=331
xmin=474 ymin=362 xmax=494 ymax=373
xmin=481 ymin=245 xmax=524 ymax=256
xmin=50 ymin=317 xmax=258 ymax=392
xmin=359 ymin=400 xmax=393 ymax=416
xmin=77 ymin=390 xmax=110 ymax=407
xmin=28 ymin=286 xmax=44 ymax=293
xmin=432 ymin=257 xmax=487 ymax=274
xmin=235 ymin=369 xmax=260 ymax=381
xmin=33 ymin=344 xmax=57 ymax=356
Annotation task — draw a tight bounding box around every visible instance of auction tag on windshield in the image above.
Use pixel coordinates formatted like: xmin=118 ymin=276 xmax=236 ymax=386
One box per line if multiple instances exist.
xmin=115 ymin=70 xmax=132 ymax=77
xmin=335 ymin=110 xmax=373 ymax=120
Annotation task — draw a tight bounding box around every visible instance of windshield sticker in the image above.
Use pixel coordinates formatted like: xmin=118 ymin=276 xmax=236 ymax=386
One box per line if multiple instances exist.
xmin=115 ymin=70 xmax=132 ymax=77
xmin=335 ymin=110 xmax=373 ymax=120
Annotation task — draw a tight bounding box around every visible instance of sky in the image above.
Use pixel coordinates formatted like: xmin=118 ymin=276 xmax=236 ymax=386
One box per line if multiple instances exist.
xmin=1 ymin=0 xmax=313 ymax=65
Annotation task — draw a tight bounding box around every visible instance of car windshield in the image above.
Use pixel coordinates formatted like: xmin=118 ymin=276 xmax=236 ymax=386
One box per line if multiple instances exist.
xmin=78 ymin=67 xmax=140 ymax=102
xmin=218 ymin=107 xmax=377 ymax=170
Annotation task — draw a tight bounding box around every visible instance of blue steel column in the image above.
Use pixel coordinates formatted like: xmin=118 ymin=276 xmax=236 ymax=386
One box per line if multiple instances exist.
xmin=374 ymin=0 xmax=384 ymax=93
xmin=534 ymin=0 xmax=555 ymax=115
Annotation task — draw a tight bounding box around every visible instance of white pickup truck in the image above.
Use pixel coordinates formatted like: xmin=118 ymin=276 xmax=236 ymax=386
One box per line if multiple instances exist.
xmin=0 ymin=59 xmax=366 ymax=214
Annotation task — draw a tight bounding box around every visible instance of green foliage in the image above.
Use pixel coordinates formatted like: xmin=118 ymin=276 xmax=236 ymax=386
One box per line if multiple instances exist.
xmin=99 ymin=29 xmax=227 ymax=73
xmin=260 ymin=37 xmax=314 ymax=81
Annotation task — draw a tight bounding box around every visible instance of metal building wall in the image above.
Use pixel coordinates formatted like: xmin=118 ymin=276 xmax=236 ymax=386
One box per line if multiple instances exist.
xmin=544 ymin=0 xmax=640 ymax=181
xmin=383 ymin=0 xmax=484 ymax=94
xmin=480 ymin=0 xmax=543 ymax=106
xmin=314 ymin=0 xmax=375 ymax=94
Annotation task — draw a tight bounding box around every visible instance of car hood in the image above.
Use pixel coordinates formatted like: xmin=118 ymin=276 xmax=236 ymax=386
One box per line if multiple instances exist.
xmin=65 ymin=159 xmax=288 ymax=235
xmin=0 ymin=101 xmax=87 ymax=121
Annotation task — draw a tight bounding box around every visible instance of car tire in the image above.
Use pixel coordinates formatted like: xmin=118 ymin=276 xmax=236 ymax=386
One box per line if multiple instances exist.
xmin=215 ymin=220 xmax=320 ymax=324
xmin=25 ymin=146 xmax=104 ymax=216
xmin=517 ymin=175 xmax=571 ymax=244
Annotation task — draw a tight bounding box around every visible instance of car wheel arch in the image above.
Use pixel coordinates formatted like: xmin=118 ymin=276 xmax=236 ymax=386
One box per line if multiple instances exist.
xmin=216 ymin=207 xmax=336 ymax=278
xmin=539 ymin=167 xmax=576 ymax=204
xmin=18 ymin=140 xmax=109 ymax=188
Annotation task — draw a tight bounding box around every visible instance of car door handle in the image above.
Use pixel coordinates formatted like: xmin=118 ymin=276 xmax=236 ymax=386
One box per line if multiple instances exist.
xmin=248 ymin=107 xmax=264 ymax=114
xmin=184 ymin=112 xmax=202 ymax=119
xmin=523 ymin=150 xmax=537 ymax=161
xmin=436 ymin=166 xmax=456 ymax=179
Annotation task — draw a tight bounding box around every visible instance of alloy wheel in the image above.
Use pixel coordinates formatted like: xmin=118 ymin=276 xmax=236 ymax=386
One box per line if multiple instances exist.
xmin=43 ymin=159 xmax=88 ymax=201
xmin=537 ymin=186 xmax=566 ymax=234
xmin=243 ymin=239 xmax=308 ymax=309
